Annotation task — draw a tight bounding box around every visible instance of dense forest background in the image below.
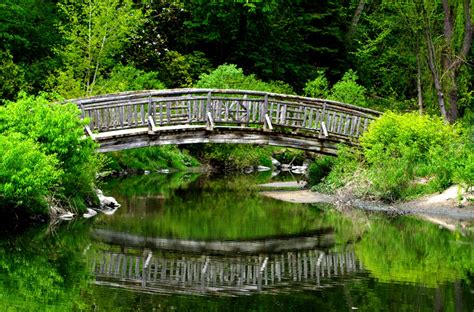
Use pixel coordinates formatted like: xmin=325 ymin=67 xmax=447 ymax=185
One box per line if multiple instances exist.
xmin=1 ymin=0 xmax=472 ymax=122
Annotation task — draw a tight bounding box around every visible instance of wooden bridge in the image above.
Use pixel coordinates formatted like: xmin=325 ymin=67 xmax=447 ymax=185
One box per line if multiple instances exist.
xmin=73 ymin=89 xmax=380 ymax=155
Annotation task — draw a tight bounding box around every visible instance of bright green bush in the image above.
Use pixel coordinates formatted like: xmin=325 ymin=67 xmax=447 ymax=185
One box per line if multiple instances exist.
xmin=359 ymin=112 xmax=464 ymax=200
xmin=329 ymin=70 xmax=367 ymax=107
xmin=312 ymin=112 xmax=470 ymax=201
xmin=0 ymin=94 xmax=102 ymax=212
xmin=196 ymin=64 xmax=294 ymax=94
xmin=303 ymin=70 xmax=329 ymax=98
xmin=0 ymin=133 xmax=61 ymax=214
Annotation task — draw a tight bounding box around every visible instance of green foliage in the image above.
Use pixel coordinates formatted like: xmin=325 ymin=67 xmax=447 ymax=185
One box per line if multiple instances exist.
xmin=328 ymin=70 xmax=367 ymax=106
xmin=106 ymin=146 xmax=199 ymax=173
xmin=311 ymin=145 xmax=361 ymax=194
xmin=0 ymin=94 xmax=102 ymax=213
xmin=93 ymin=65 xmax=165 ymax=94
xmin=359 ymin=112 xmax=463 ymax=200
xmin=193 ymin=144 xmax=273 ymax=171
xmin=308 ymin=156 xmax=335 ymax=186
xmin=315 ymin=112 xmax=469 ymax=201
xmin=303 ymin=70 xmax=330 ymax=98
xmin=52 ymin=0 xmax=144 ymax=97
xmin=0 ymin=133 xmax=61 ymax=214
xmin=0 ymin=50 xmax=26 ymax=102
xmin=196 ymin=64 xmax=294 ymax=94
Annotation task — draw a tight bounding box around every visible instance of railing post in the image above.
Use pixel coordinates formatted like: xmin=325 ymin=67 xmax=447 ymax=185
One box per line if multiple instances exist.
xmin=207 ymin=91 xmax=212 ymax=118
xmin=263 ymin=114 xmax=273 ymax=132
xmin=206 ymin=112 xmax=214 ymax=131
xmin=262 ymin=94 xmax=268 ymax=122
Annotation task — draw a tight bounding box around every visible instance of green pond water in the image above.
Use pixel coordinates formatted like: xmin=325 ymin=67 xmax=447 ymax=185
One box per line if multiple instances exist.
xmin=1 ymin=172 xmax=473 ymax=311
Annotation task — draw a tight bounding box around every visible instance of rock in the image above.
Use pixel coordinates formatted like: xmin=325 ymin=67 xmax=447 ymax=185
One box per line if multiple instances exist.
xmin=244 ymin=167 xmax=254 ymax=174
xmin=144 ymin=170 xmax=151 ymax=175
xmin=59 ymin=212 xmax=75 ymax=221
xmin=291 ymin=165 xmax=308 ymax=174
xmin=281 ymin=164 xmax=291 ymax=171
xmin=257 ymin=165 xmax=271 ymax=172
xmin=271 ymin=157 xmax=281 ymax=168
xmin=271 ymin=170 xmax=281 ymax=177
xmin=83 ymin=208 xmax=98 ymax=219
xmin=96 ymin=189 xmax=121 ymax=210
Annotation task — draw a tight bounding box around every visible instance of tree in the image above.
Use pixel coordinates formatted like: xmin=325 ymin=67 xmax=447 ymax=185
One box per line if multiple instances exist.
xmin=53 ymin=0 xmax=144 ymax=97
xmin=426 ymin=0 xmax=472 ymax=123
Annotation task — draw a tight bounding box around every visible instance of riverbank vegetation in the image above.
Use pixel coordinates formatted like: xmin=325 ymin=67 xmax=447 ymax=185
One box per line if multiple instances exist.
xmin=0 ymin=94 xmax=102 ymax=218
xmin=0 ymin=0 xmax=473 ymax=215
xmin=310 ymin=112 xmax=473 ymax=201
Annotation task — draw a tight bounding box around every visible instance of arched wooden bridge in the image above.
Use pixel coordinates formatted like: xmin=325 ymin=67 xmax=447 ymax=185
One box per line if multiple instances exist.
xmin=73 ymin=89 xmax=380 ymax=155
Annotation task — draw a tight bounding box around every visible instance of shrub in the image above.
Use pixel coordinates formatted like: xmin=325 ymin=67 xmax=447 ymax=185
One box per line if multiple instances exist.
xmin=360 ymin=112 xmax=464 ymax=200
xmin=0 ymin=94 xmax=102 ymax=212
xmin=303 ymin=70 xmax=329 ymax=98
xmin=308 ymin=156 xmax=335 ymax=186
xmin=106 ymin=145 xmax=199 ymax=172
xmin=312 ymin=112 xmax=470 ymax=201
xmin=0 ymin=133 xmax=61 ymax=215
xmin=329 ymin=70 xmax=367 ymax=107
xmin=191 ymin=144 xmax=273 ymax=171
xmin=93 ymin=65 xmax=165 ymax=94
xmin=196 ymin=64 xmax=294 ymax=94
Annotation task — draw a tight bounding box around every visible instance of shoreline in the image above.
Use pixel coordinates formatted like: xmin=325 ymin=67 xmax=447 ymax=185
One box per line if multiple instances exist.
xmin=260 ymin=184 xmax=474 ymax=223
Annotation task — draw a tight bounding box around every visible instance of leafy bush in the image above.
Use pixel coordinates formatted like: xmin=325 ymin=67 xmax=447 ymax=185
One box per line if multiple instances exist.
xmin=0 ymin=94 xmax=102 ymax=213
xmin=328 ymin=70 xmax=367 ymax=107
xmin=360 ymin=112 xmax=463 ymax=200
xmin=303 ymin=70 xmax=329 ymax=98
xmin=0 ymin=133 xmax=61 ymax=214
xmin=196 ymin=64 xmax=294 ymax=94
xmin=106 ymin=145 xmax=199 ymax=172
xmin=312 ymin=112 xmax=470 ymax=201
xmin=0 ymin=50 xmax=26 ymax=102
xmin=93 ymin=65 xmax=165 ymax=94
xmin=190 ymin=144 xmax=273 ymax=171
xmin=303 ymin=69 xmax=367 ymax=106
xmin=308 ymin=156 xmax=335 ymax=186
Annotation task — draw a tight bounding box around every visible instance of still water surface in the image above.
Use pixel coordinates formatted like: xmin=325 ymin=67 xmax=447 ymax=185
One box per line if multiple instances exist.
xmin=1 ymin=172 xmax=473 ymax=311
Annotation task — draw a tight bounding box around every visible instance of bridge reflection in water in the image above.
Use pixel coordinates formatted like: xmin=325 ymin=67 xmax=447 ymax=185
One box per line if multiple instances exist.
xmin=91 ymin=230 xmax=363 ymax=296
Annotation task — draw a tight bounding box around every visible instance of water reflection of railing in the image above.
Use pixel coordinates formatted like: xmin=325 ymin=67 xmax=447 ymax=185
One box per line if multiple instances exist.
xmin=92 ymin=248 xmax=363 ymax=295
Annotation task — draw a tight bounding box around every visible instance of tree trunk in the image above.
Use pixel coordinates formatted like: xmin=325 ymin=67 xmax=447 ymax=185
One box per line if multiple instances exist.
xmin=416 ymin=39 xmax=423 ymax=114
xmin=347 ymin=0 xmax=366 ymax=41
xmin=424 ymin=17 xmax=447 ymax=120
xmin=441 ymin=0 xmax=472 ymax=123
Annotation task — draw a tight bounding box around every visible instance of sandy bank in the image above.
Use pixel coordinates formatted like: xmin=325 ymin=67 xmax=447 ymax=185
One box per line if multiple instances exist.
xmin=260 ymin=185 xmax=474 ymax=221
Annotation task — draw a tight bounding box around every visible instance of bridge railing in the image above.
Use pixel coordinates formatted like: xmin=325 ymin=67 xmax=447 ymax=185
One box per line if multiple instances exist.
xmin=72 ymin=89 xmax=380 ymax=140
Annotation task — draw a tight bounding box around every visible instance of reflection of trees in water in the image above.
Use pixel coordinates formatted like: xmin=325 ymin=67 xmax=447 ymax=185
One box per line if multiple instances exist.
xmin=355 ymin=216 xmax=474 ymax=287
xmin=0 ymin=222 xmax=94 ymax=311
